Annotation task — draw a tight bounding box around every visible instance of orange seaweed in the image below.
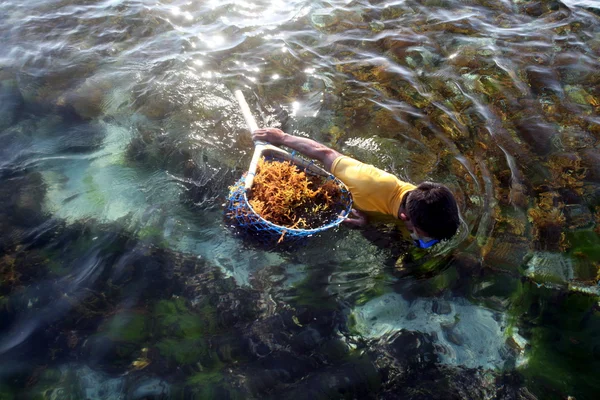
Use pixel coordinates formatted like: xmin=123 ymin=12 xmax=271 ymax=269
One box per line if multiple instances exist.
xmin=248 ymin=158 xmax=342 ymax=229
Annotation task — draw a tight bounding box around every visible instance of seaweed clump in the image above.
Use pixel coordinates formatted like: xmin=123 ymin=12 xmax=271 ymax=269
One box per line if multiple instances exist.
xmin=248 ymin=158 xmax=343 ymax=229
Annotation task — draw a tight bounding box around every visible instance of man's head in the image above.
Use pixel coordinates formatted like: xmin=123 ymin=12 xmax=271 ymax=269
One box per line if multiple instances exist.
xmin=399 ymin=182 xmax=460 ymax=243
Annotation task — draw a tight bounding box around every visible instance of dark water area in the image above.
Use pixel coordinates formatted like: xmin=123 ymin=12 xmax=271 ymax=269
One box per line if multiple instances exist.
xmin=1 ymin=0 xmax=600 ymax=398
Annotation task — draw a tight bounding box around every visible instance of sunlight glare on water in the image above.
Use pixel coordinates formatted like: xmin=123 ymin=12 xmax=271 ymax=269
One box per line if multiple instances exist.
xmin=1 ymin=0 xmax=600 ymax=398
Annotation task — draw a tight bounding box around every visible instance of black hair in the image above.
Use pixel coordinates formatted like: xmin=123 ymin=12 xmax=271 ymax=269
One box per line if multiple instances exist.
xmin=406 ymin=182 xmax=460 ymax=241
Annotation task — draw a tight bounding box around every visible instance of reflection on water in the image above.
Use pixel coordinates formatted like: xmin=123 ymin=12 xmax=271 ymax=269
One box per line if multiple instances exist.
xmin=1 ymin=0 xmax=600 ymax=398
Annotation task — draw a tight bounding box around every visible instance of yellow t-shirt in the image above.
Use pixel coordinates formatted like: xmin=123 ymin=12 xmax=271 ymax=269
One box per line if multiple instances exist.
xmin=331 ymin=156 xmax=416 ymax=217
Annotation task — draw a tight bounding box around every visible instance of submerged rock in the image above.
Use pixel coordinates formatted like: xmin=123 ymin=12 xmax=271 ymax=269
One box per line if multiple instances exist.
xmin=522 ymin=1 xmax=546 ymax=17
xmin=581 ymin=148 xmax=600 ymax=183
xmin=23 ymin=363 xmax=170 ymax=400
xmin=0 ymin=170 xmax=48 ymax=252
xmin=351 ymin=293 xmax=515 ymax=370
xmin=432 ymin=300 xmax=452 ymax=315
xmin=16 ymin=49 xmax=100 ymax=115
xmin=267 ymin=355 xmax=381 ymax=400
xmin=525 ymin=251 xmax=574 ymax=284
xmin=220 ymin=305 xmax=350 ymax=397
xmin=371 ymin=330 xmax=438 ymax=378
xmin=310 ymin=9 xmax=339 ymax=30
xmin=368 ymin=328 xmax=531 ymax=399
xmin=482 ymin=234 xmax=530 ymax=274
xmin=564 ymin=204 xmax=594 ymax=231
xmin=525 ymin=65 xmax=563 ymax=96
xmin=381 ymin=364 xmax=535 ymax=400
xmin=0 ymin=80 xmax=23 ymax=132
xmin=379 ymin=33 xmax=423 ymax=63
xmin=513 ymin=116 xmax=558 ymax=156
xmin=527 ymin=191 xmax=568 ymax=251
xmin=127 ymin=376 xmax=170 ymax=399
xmin=180 ymin=157 xmax=239 ymax=211
xmin=310 ymin=8 xmax=365 ymax=33
xmin=54 ymin=122 xmax=107 ymax=153
xmin=86 ymin=311 xmax=150 ymax=370
xmin=56 ymin=75 xmax=114 ymax=120
xmin=547 ymin=152 xmax=587 ymax=194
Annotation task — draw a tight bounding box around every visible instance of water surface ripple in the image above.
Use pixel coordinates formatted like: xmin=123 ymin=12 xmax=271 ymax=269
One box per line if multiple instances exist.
xmin=1 ymin=0 xmax=600 ymax=399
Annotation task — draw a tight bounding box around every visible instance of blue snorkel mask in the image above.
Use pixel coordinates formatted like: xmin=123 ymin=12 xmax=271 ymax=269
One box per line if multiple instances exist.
xmin=410 ymin=232 xmax=439 ymax=249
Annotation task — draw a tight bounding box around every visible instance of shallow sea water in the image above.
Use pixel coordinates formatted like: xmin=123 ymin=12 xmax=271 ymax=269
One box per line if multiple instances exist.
xmin=1 ymin=0 xmax=600 ymax=399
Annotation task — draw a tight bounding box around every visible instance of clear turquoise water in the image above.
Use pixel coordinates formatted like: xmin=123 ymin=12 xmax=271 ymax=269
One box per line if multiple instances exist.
xmin=1 ymin=0 xmax=600 ymax=399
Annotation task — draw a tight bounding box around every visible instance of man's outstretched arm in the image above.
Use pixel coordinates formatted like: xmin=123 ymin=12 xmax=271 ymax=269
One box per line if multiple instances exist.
xmin=252 ymin=128 xmax=341 ymax=172
xmin=253 ymin=127 xmax=368 ymax=227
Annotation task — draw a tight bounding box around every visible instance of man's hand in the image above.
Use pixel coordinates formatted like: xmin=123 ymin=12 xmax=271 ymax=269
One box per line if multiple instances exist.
xmin=252 ymin=128 xmax=287 ymax=145
xmin=253 ymin=127 xmax=341 ymax=171
xmin=342 ymin=209 xmax=368 ymax=228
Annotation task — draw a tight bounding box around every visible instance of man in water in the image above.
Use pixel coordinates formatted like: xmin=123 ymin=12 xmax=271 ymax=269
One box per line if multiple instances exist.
xmin=252 ymin=128 xmax=460 ymax=248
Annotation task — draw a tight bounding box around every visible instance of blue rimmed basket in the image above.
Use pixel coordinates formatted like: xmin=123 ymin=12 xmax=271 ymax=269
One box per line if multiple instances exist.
xmin=225 ymin=147 xmax=353 ymax=247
